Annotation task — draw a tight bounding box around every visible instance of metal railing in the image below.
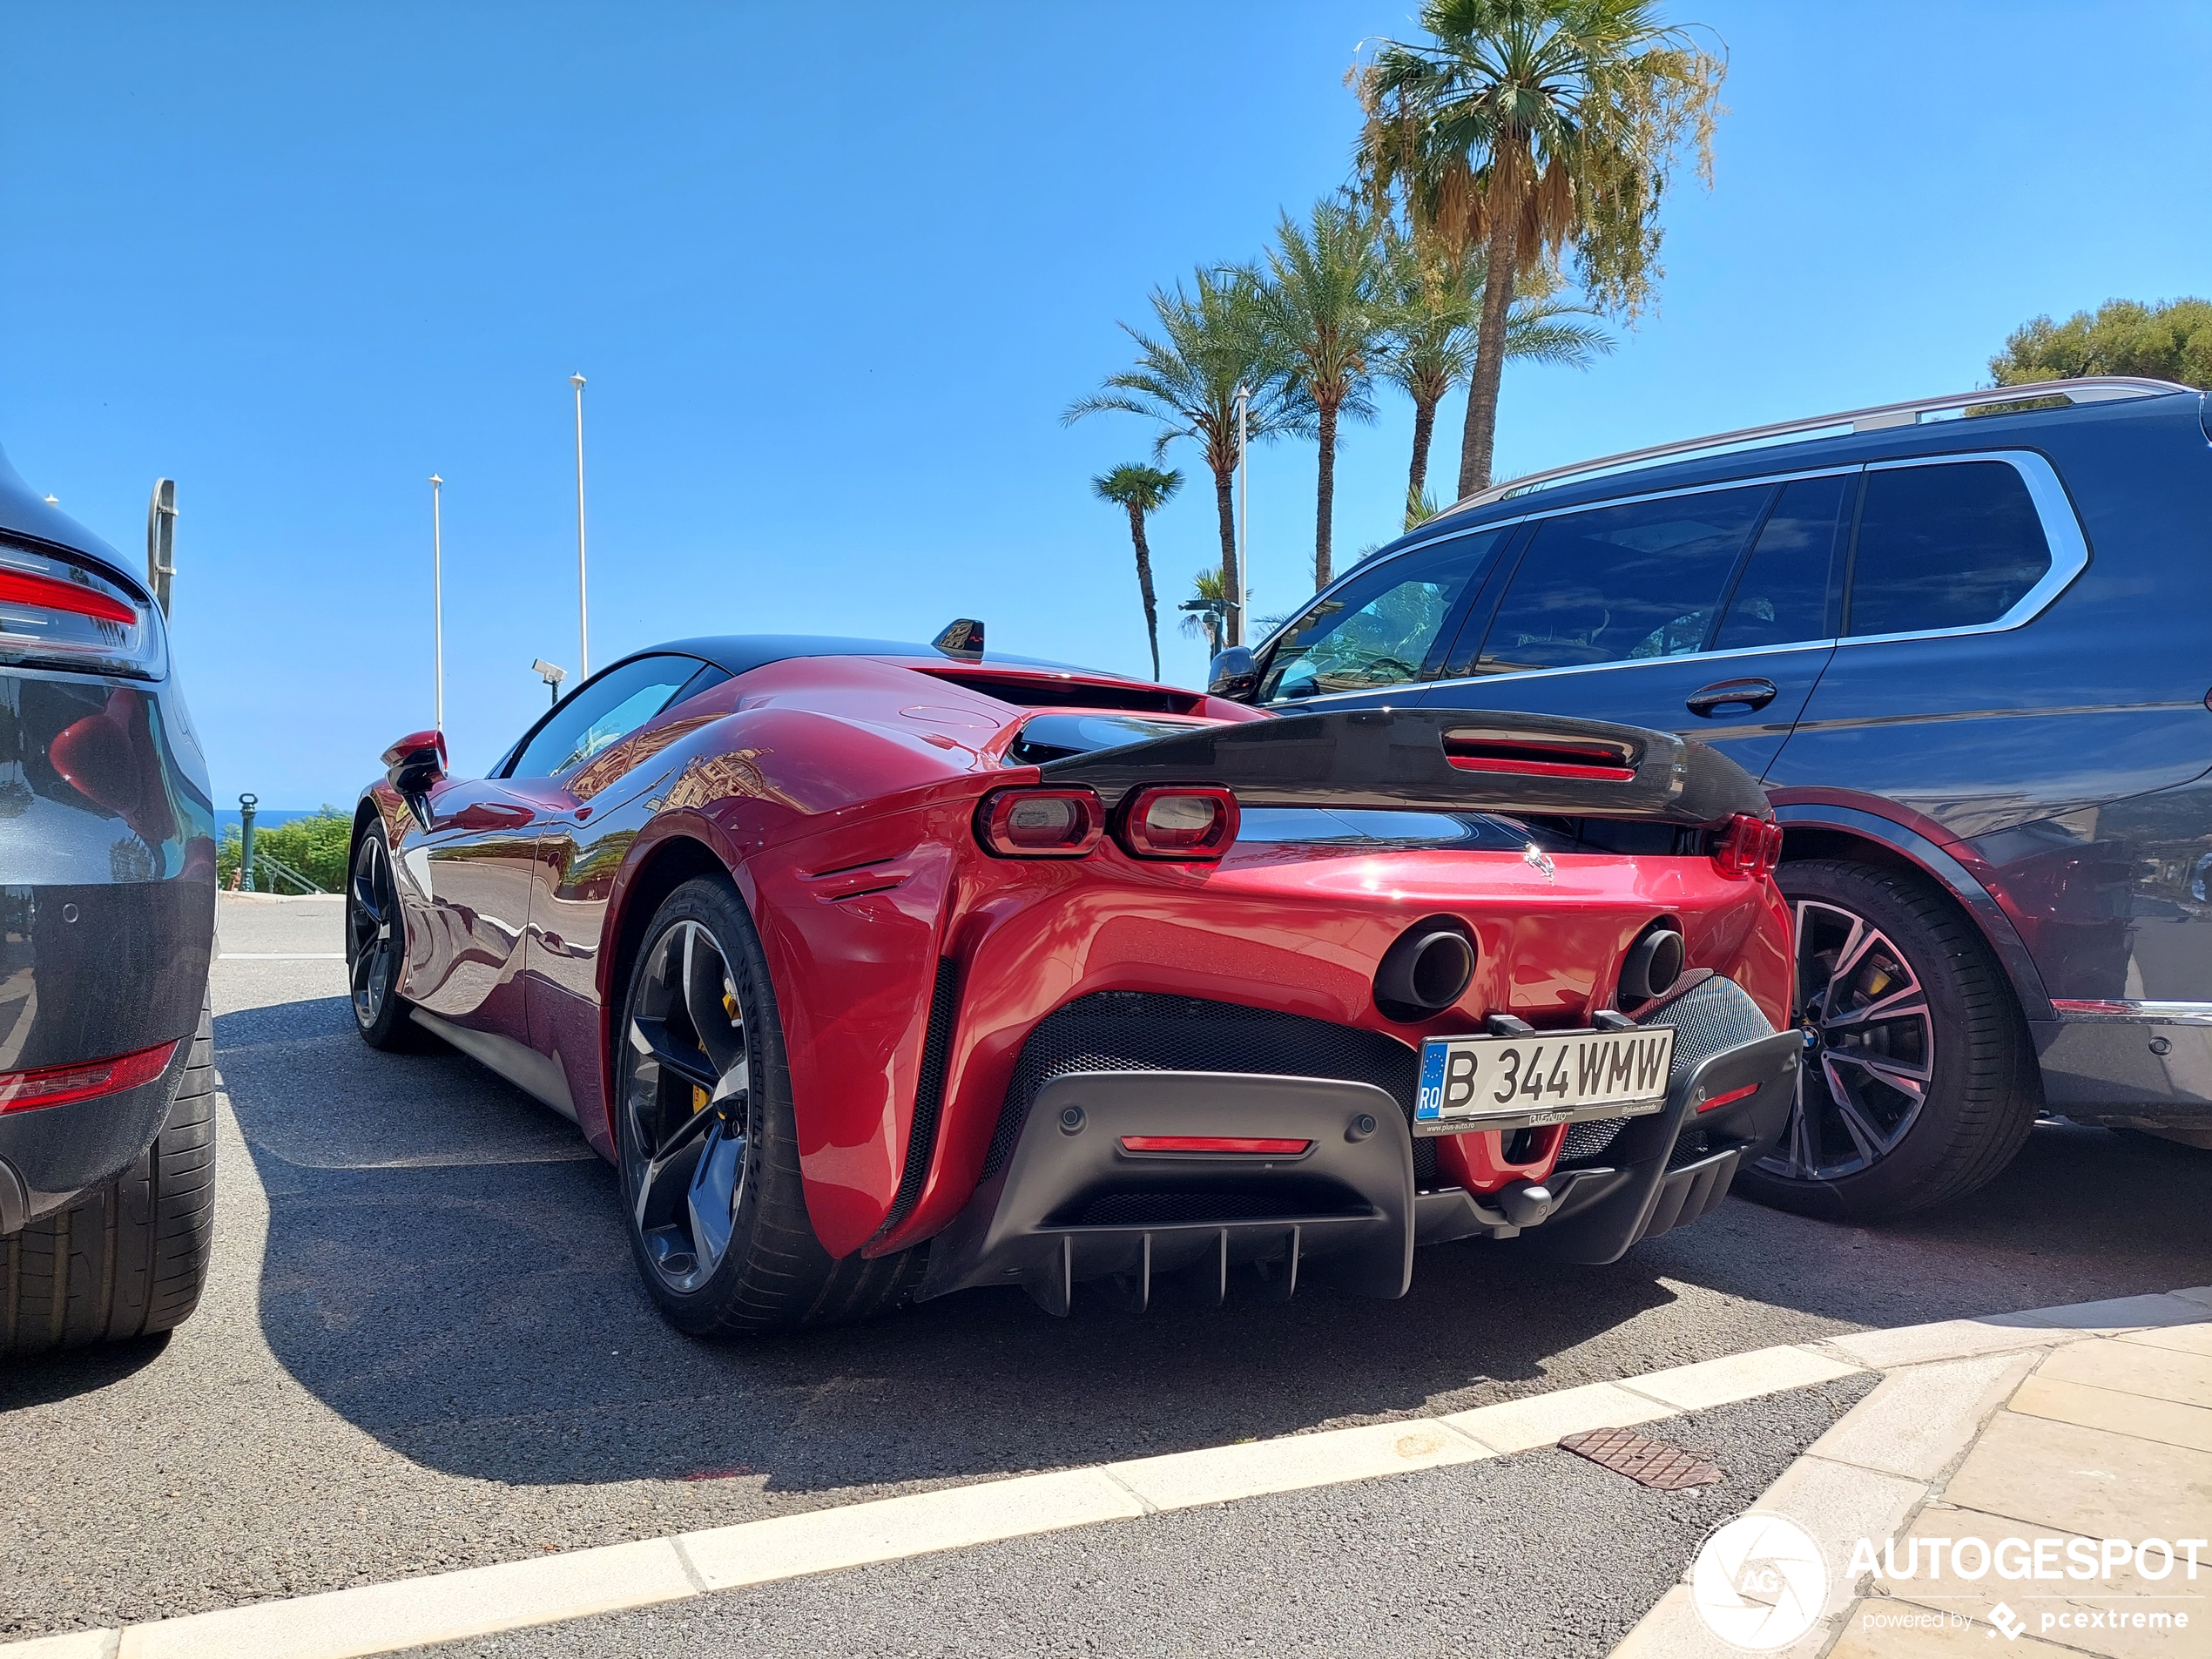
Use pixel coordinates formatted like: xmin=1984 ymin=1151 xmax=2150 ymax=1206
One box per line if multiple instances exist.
xmin=1438 ymin=375 xmax=2197 ymax=519
xmin=252 ymin=851 xmax=324 ymax=894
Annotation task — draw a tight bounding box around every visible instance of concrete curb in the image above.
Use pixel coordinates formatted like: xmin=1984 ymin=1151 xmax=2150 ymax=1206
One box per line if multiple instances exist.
xmin=14 ymin=1288 xmax=2207 ymax=1659
xmin=1608 ymin=1284 xmax=2212 ymax=1657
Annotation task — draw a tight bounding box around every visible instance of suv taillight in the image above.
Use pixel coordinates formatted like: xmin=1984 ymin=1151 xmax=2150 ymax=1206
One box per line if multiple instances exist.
xmin=0 ymin=543 xmax=164 ymax=678
xmin=1116 ymin=786 xmax=1239 ymax=860
xmin=1711 ymin=813 xmax=1784 ymax=880
xmin=975 ymin=787 xmax=1106 ymax=858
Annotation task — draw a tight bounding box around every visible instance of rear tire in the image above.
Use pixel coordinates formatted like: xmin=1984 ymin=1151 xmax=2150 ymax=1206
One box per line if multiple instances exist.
xmin=1736 ymin=859 xmax=2039 ymax=1218
xmin=616 ymin=876 xmax=921 ymax=1336
xmin=1 ymin=1001 xmax=218 ymax=1353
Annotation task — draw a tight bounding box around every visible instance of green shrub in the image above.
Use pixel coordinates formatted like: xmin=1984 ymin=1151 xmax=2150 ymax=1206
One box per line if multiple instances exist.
xmin=219 ymin=807 xmax=353 ymax=893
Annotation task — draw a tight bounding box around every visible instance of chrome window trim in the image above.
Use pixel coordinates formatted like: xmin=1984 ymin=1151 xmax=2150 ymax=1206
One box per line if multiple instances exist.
xmin=1834 ymin=449 xmax=2088 ymax=649
xmin=1263 ymin=451 xmax=2088 ymax=708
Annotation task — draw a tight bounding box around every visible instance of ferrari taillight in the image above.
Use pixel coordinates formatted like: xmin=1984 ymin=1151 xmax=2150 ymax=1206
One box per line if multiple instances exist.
xmin=1711 ymin=813 xmax=1784 ymax=880
xmin=1116 ymin=786 xmax=1239 ymax=860
xmin=0 ymin=543 xmax=163 ymax=678
xmin=976 ymin=787 xmax=1105 ymax=858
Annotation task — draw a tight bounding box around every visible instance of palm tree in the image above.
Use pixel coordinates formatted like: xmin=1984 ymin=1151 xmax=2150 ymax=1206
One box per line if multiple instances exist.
xmin=1179 ymin=567 xmax=1229 ymax=656
xmin=1256 ymin=199 xmax=1388 ymax=591
xmin=1380 ymin=235 xmax=1615 ymax=526
xmin=1358 ymin=0 xmax=1724 ymax=497
xmin=1091 ymin=463 xmax=1182 ymax=680
xmin=1064 ymin=268 xmax=1303 ymax=645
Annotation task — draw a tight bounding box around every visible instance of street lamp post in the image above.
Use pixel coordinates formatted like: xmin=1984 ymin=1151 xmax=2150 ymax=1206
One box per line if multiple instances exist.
xmin=239 ymin=792 xmax=259 ymax=894
xmin=429 ymin=474 xmax=445 ymax=733
xmin=1232 ymin=382 xmax=1251 ymax=648
xmin=570 ymin=374 xmax=589 ymax=678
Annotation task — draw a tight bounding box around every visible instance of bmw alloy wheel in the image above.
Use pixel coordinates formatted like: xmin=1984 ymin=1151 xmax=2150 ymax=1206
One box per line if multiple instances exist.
xmin=622 ymin=918 xmax=752 ymax=1294
xmin=1758 ymin=897 xmax=1937 ymax=1183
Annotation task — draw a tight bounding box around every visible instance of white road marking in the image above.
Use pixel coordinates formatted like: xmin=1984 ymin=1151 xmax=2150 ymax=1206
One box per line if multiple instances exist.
xmin=217 ymin=952 xmax=345 ymax=961
xmin=16 ymin=1288 xmax=2205 ymax=1659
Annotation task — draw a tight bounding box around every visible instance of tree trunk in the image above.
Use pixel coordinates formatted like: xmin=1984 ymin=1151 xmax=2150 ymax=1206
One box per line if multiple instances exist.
xmin=1457 ymin=189 xmax=1525 ymax=498
xmin=1212 ymin=466 xmax=1240 ymax=647
xmin=1313 ymin=400 xmax=1339 ymax=591
xmin=1125 ymin=502 xmax=1161 ymax=682
xmin=1407 ymin=394 xmax=1437 ymax=524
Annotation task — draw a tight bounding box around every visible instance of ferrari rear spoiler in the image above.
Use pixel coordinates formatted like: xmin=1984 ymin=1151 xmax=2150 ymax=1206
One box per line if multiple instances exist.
xmin=1037 ymin=706 xmax=1769 ymax=827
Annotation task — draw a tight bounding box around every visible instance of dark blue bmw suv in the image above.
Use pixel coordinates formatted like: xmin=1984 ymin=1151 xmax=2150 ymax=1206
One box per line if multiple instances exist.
xmin=1209 ymin=376 xmax=2212 ymax=1217
xmin=0 ymin=445 xmax=217 ymax=1352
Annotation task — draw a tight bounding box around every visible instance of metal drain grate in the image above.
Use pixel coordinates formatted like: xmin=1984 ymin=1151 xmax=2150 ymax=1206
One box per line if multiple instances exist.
xmin=1558 ymin=1426 xmax=1722 ymax=1490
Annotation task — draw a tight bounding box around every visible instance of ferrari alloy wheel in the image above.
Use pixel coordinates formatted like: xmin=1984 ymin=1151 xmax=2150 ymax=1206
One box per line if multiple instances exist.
xmin=614 ymin=877 xmax=923 ymax=1335
xmin=346 ymin=824 xmax=427 ymax=1050
xmin=622 ymin=917 xmax=752 ymax=1293
xmin=1735 ymin=860 xmax=2039 ymax=1218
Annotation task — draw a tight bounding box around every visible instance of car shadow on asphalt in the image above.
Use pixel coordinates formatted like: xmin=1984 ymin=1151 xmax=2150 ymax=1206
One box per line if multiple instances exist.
xmin=214 ymin=996 xmax=2212 ymax=1498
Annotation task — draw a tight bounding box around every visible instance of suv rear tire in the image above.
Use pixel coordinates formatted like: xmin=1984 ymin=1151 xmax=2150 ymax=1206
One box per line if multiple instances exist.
xmin=1736 ymin=860 xmax=2039 ymax=1217
xmin=0 ymin=1001 xmax=218 ymax=1353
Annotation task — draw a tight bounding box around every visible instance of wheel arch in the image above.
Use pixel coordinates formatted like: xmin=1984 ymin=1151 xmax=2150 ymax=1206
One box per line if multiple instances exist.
xmin=1773 ymin=800 xmax=2054 ymax=1022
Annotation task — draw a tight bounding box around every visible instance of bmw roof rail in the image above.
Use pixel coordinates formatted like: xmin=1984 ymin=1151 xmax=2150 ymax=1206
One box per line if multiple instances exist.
xmin=1440 ymin=375 xmax=2198 ymax=518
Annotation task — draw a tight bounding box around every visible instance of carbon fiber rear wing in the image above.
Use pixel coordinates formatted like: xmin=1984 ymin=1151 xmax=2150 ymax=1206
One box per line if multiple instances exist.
xmin=1037 ymin=706 xmax=1769 ymax=827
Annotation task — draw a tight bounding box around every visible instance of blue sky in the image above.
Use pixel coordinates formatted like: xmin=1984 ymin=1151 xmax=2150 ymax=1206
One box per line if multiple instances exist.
xmin=6 ymin=2 xmax=2209 ymax=807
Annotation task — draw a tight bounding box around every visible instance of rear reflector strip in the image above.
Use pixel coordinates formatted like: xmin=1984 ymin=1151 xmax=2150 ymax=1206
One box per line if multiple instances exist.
xmin=1697 ymin=1082 xmax=1762 ymax=1114
xmin=1442 ymin=735 xmax=1637 ymax=781
xmin=0 ymin=1039 xmax=178 ymax=1114
xmin=1118 ymin=1135 xmax=1313 ymax=1156
xmin=0 ymin=566 xmax=138 ymax=624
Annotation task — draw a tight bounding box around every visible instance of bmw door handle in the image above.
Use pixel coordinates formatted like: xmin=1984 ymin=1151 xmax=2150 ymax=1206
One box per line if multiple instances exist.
xmin=1685 ymin=678 xmax=1778 ymax=717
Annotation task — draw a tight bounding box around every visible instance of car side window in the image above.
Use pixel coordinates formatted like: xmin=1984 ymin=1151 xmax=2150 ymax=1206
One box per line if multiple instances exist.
xmin=1846 ymin=462 xmax=2052 ymax=638
xmin=1710 ymin=474 xmax=1849 ymax=651
xmin=508 ymin=656 xmax=705 ymax=780
xmin=1475 ymin=485 xmax=1770 ymax=674
xmin=1258 ymin=529 xmax=1503 ymax=703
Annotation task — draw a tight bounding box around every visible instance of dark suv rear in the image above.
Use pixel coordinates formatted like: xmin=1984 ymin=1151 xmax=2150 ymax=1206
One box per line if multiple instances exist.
xmin=1208 ymin=377 xmax=2212 ymax=1216
xmin=1 ymin=444 xmax=218 ymax=1351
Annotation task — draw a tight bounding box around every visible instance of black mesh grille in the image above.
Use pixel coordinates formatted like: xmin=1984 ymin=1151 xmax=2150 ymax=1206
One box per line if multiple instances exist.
xmin=986 ymin=992 xmax=1433 ymax=1186
xmin=877 ymin=958 xmax=960 ymax=1238
xmin=1560 ymin=1116 xmax=1629 ymax=1163
xmin=1556 ymin=975 xmax=1777 ymax=1169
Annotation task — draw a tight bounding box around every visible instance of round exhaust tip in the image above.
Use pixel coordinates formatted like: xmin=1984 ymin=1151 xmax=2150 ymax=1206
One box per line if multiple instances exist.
xmin=1376 ymin=922 xmax=1477 ymax=1020
xmin=1620 ymin=926 xmax=1686 ymax=1006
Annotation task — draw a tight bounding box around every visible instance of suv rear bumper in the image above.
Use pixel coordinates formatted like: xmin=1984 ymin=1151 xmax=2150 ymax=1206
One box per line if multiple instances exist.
xmin=0 ymin=1030 xmax=193 ymax=1231
xmin=2034 ymin=1002 xmax=2212 ymax=1126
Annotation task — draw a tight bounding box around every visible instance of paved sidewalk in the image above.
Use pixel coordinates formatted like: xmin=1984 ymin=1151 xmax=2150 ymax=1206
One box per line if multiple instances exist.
xmin=1615 ymin=1285 xmax=2212 ymax=1656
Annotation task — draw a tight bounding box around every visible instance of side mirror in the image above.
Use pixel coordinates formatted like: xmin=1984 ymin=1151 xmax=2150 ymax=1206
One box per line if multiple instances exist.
xmin=1207 ymin=646 xmax=1259 ymax=702
xmin=381 ymin=729 xmax=448 ymax=798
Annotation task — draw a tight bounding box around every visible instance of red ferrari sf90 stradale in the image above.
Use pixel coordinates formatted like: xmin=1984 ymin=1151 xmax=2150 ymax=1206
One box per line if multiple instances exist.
xmin=347 ymin=626 xmax=1798 ymax=1333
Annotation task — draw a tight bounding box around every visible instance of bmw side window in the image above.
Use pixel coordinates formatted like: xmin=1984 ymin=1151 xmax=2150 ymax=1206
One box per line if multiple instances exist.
xmin=508 ymin=656 xmax=704 ymax=779
xmin=1710 ymin=474 xmax=1848 ymax=651
xmin=1845 ymin=462 xmax=2053 ymax=638
xmin=1258 ymin=530 xmax=1502 ymax=703
xmin=1475 ymin=486 xmax=1769 ymax=673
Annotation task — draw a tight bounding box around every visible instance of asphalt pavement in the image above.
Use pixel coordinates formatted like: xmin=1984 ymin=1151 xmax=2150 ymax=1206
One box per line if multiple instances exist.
xmin=396 ymin=1379 xmax=1880 ymax=1659
xmin=5 ymin=893 xmax=2210 ymax=1645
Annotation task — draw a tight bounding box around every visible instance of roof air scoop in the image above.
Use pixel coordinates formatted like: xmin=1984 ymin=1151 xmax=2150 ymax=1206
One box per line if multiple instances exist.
xmin=933 ymin=618 xmax=985 ymax=662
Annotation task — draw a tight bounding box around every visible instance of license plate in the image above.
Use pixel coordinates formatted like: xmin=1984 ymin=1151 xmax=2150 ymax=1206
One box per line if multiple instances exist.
xmin=1413 ymin=1025 xmax=1677 ymax=1134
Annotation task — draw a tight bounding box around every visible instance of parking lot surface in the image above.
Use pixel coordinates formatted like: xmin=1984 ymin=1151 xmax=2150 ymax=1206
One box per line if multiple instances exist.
xmin=5 ymin=893 xmax=2210 ymax=1642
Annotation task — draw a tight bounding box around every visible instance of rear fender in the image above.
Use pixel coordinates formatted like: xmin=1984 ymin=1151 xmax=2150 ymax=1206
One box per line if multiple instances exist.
xmin=1769 ymin=790 xmax=2054 ymax=1021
